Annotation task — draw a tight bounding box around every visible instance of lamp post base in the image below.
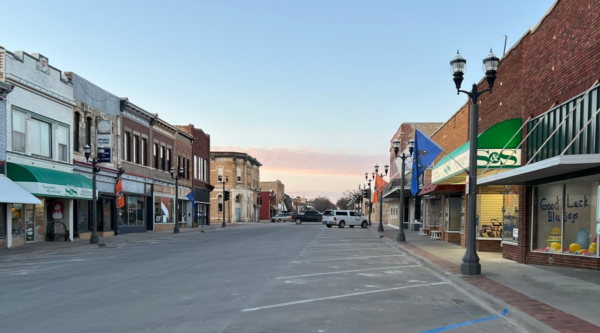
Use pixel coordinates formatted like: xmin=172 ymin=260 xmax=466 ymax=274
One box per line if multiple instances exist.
xmin=222 ymin=221 xmax=226 ymax=228
xmin=460 ymin=261 xmax=481 ymax=275
xmin=377 ymin=224 xmax=384 ymax=232
xmin=89 ymin=236 xmax=100 ymax=245
xmin=174 ymin=226 xmax=180 ymax=234
xmin=396 ymin=233 xmax=405 ymax=242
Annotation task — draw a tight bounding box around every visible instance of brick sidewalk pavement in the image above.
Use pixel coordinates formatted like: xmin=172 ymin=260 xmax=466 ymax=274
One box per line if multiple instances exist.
xmin=373 ymin=224 xmax=600 ymax=333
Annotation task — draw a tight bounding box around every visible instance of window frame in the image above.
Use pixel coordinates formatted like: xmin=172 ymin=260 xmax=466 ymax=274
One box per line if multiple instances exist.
xmin=57 ymin=124 xmax=69 ymax=162
xmin=73 ymin=112 xmax=80 ymax=152
xmin=124 ymin=132 xmax=131 ymax=162
xmin=29 ymin=118 xmax=52 ymax=158
xmin=12 ymin=109 xmax=26 ymax=153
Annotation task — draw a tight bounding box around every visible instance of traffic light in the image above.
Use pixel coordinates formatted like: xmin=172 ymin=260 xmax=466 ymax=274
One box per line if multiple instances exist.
xmin=224 ymin=190 xmax=230 ymax=202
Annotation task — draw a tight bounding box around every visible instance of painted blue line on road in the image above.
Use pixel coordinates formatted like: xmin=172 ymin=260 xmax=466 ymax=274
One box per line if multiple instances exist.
xmin=419 ymin=309 xmax=508 ymax=333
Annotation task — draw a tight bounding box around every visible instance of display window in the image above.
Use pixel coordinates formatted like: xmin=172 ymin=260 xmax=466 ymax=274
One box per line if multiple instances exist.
xmin=154 ymin=196 xmax=174 ymax=223
xmin=476 ymin=186 xmax=504 ymax=239
xmin=502 ymin=186 xmax=519 ymax=243
xmin=119 ymin=195 xmax=145 ymax=226
xmin=532 ymin=183 xmax=599 ymax=257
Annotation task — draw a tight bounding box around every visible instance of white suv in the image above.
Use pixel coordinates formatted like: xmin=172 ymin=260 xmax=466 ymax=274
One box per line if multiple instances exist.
xmin=323 ymin=210 xmax=369 ymax=229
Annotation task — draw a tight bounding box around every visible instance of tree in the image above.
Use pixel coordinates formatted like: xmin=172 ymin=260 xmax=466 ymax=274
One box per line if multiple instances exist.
xmin=336 ymin=190 xmax=361 ymax=209
xmin=310 ymin=197 xmax=336 ymax=212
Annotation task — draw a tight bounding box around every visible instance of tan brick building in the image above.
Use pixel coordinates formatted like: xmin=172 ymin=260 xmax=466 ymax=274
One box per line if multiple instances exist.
xmin=259 ymin=180 xmax=285 ymax=217
xmin=210 ymin=152 xmax=261 ymax=223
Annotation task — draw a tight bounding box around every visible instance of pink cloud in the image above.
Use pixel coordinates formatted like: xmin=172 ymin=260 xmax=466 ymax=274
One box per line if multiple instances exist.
xmin=213 ymin=146 xmax=388 ymax=177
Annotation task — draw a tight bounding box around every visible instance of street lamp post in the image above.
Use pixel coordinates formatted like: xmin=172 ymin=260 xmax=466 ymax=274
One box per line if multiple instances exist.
xmin=374 ymin=163 xmax=389 ymax=232
xmin=220 ymin=174 xmax=229 ymax=228
xmin=365 ymin=173 xmax=375 ymax=226
xmin=170 ymin=166 xmax=185 ymax=234
xmin=84 ymin=144 xmax=105 ymax=245
xmin=450 ymin=49 xmax=499 ymax=276
xmin=393 ymin=139 xmax=414 ymax=242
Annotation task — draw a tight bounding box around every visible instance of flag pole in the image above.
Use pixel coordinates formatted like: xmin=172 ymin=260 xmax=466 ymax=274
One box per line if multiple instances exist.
xmin=414 ymin=125 xmax=470 ymax=176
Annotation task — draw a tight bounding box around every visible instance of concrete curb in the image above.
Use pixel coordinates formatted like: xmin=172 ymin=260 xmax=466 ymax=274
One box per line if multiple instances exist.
xmin=368 ymin=227 xmax=558 ymax=333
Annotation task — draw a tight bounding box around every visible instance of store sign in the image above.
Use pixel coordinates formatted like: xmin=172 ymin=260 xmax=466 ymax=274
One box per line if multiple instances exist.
xmin=432 ymin=148 xmax=521 ymax=183
xmin=98 ymin=134 xmax=112 ymax=163
xmin=15 ymin=182 xmax=92 ymax=199
xmin=51 ymin=201 xmax=64 ymax=220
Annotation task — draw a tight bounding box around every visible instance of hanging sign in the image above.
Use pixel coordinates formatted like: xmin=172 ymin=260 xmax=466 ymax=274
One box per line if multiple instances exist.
xmin=98 ymin=134 xmax=112 ymax=163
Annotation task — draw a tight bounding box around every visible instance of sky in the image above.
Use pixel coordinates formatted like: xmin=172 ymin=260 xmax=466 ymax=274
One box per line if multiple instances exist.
xmin=1 ymin=0 xmax=554 ymax=202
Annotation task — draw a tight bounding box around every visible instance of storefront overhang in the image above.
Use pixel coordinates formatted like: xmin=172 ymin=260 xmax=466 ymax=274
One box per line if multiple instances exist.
xmin=478 ymin=154 xmax=600 ymax=186
xmin=0 ymin=175 xmax=41 ymax=204
xmin=432 ymin=118 xmax=523 ymax=185
xmin=7 ymin=163 xmax=93 ymax=199
xmin=419 ymin=182 xmax=464 ymax=196
xmin=382 ymin=177 xmax=412 ymax=200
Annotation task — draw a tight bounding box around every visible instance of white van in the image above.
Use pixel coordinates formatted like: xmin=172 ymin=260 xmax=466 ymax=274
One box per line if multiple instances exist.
xmin=322 ymin=210 xmax=369 ymax=229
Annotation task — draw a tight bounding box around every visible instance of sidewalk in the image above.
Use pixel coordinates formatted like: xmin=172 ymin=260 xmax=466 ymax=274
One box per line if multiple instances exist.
xmin=372 ymin=223 xmax=600 ymax=333
xmin=0 ymin=222 xmax=256 ymax=258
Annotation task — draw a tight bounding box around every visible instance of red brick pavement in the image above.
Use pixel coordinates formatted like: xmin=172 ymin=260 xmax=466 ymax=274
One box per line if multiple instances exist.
xmin=378 ymin=229 xmax=600 ymax=333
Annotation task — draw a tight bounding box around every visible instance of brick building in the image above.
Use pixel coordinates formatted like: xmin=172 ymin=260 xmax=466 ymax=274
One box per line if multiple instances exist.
xmin=424 ymin=0 xmax=600 ymax=269
xmin=381 ymin=123 xmax=442 ymax=229
xmin=259 ymin=180 xmax=285 ymax=219
xmin=177 ymin=124 xmax=212 ymax=226
xmin=210 ymin=152 xmax=261 ymax=223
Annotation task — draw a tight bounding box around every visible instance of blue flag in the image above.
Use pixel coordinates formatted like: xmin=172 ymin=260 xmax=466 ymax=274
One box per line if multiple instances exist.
xmin=411 ymin=129 xmax=443 ymax=196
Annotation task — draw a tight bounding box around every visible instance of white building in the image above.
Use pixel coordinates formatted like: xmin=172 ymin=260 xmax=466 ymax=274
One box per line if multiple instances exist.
xmin=1 ymin=47 xmax=92 ymax=248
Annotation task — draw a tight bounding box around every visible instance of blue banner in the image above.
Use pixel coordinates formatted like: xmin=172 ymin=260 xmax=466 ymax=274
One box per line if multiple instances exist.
xmin=412 ymin=129 xmax=442 ymax=196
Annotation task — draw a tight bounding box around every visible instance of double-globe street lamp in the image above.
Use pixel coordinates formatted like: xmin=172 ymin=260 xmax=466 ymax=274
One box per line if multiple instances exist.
xmin=393 ymin=138 xmax=414 ymax=242
xmin=364 ymin=172 xmax=375 ymax=225
xmin=372 ymin=163 xmax=389 ymax=232
xmin=219 ymin=174 xmax=229 ymax=228
xmin=170 ymin=165 xmax=185 ymax=234
xmin=84 ymin=144 xmax=105 ymax=245
xmin=450 ymin=49 xmax=499 ymax=275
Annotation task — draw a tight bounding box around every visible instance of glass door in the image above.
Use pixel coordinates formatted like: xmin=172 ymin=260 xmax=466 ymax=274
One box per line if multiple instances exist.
xmin=25 ymin=205 xmax=35 ymax=242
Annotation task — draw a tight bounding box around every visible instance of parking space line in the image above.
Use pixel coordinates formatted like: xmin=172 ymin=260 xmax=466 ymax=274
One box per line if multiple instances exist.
xmin=292 ymin=254 xmax=404 ymax=263
xmin=419 ymin=309 xmax=508 ymax=333
xmin=306 ymin=243 xmax=384 ymax=247
xmin=276 ymin=265 xmax=421 ymax=279
xmin=241 ymin=282 xmax=449 ymax=312
xmin=300 ymin=247 xmax=389 ymax=253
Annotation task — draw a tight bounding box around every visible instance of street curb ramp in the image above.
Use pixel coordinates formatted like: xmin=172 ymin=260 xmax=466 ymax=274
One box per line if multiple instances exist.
xmin=368 ymin=228 xmax=558 ymax=333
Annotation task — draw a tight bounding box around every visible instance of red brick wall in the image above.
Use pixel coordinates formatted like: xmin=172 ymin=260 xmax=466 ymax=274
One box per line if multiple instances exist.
xmin=175 ymin=135 xmax=193 ymax=187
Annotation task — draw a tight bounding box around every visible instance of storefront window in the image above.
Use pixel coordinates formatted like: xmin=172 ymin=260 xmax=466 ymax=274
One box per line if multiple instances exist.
xmin=154 ymin=196 xmax=174 ymax=223
xmin=502 ymin=186 xmax=519 ymax=243
xmin=0 ymin=204 xmax=6 ymax=239
xmin=445 ymin=196 xmax=462 ymax=232
xmin=78 ymin=200 xmax=90 ymax=232
xmin=532 ymin=183 xmax=599 ymax=257
xmin=12 ymin=204 xmax=25 ymax=236
xmin=119 ymin=196 xmax=145 ymax=227
xmin=476 ymin=187 xmax=504 ymax=239
xmin=178 ymin=201 xmax=188 ymax=223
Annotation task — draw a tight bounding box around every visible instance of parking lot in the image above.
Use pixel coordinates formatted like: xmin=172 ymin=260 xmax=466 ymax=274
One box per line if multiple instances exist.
xmin=0 ymin=223 xmax=521 ymax=333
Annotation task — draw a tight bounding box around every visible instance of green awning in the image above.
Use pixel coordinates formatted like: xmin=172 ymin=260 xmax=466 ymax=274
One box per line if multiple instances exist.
xmin=432 ymin=118 xmax=523 ymax=185
xmin=7 ymin=163 xmax=93 ymax=199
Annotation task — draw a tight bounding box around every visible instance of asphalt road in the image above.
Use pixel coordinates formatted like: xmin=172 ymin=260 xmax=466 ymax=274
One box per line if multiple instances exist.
xmin=0 ymin=223 xmax=521 ymax=333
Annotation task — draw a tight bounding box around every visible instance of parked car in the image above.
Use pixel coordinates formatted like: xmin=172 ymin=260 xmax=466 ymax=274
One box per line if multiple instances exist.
xmin=323 ymin=210 xmax=368 ymax=229
xmin=271 ymin=213 xmax=288 ymax=223
xmin=290 ymin=211 xmax=322 ymax=224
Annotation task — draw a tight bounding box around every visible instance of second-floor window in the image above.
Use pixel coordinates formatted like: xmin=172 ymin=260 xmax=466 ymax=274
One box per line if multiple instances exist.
xmin=167 ymin=148 xmax=171 ymax=171
xmin=57 ymin=125 xmax=69 ymax=162
xmin=73 ymin=112 xmax=80 ymax=152
xmin=30 ymin=119 xmax=51 ymax=158
xmin=142 ymin=138 xmax=147 ymax=166
xmin=124 ymin=132 xmax=131 ymax=161
xmin=154 ymin=144 xmax=159 ymax=168
xmin=12 ymin=110 xmax=26 ymax=153
xmin=85 ymin=117 xmax=92 ymax=147
xmin=237 ymin=167 xmax=242 ymax=183
xmin=187 ymin=159 xmax=190 ymax=179
xmin=133 ymin=135 xmax=139 ymax=164
xmin=161 ymin=146 xmax=165 ymax=171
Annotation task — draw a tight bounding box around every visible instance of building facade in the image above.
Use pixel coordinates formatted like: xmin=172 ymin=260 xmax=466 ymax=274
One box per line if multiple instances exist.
xmin=1 ymin=48 xmax=91 ymax=248
xmin=66 ymin=72 xmax=122 ymax=239
xmin=177 ymin=124 xmax=212 ymax=227
xmin=210 ymin=152 xmax=261 ymax=223
xmin=259 ymin=180 xmax=285 ymax=219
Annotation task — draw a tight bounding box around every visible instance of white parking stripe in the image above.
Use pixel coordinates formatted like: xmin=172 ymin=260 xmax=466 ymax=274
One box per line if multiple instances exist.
xmin=276 ymin=265 xmax=421 ymax=279
xmin=292 ymin=254 xmax=404 ymax=263
xmin=241 ymin=282 xmax=449 ymax=312
xmin=301 ymin=247 xmax=390 ymax=253
xmin=306 ymin=243 xmax=384 ymax=247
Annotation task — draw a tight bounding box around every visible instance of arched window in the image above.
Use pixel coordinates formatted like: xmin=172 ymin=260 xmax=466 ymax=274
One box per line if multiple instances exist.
xmin=85 ymin=116 xmax=92 ymax=147
xmin=236 ymin=167 xmax=242 ymax=183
